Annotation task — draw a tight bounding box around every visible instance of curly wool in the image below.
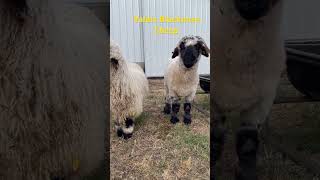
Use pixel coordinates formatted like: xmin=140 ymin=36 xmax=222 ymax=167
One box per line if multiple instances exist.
xmin=0 ymin=0 xmax=106 ymax=179
xmin=110 ymin=41 xmax=149 ymax=125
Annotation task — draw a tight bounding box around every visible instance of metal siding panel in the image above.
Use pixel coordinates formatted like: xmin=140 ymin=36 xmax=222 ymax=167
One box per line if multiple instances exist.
xmin=110 ymin=0 xmax=143 ymax=63
xmin=143 ymin=0 xmax=210 ymax=77
xmin=111 ymin=0 xmax=210 ymax=76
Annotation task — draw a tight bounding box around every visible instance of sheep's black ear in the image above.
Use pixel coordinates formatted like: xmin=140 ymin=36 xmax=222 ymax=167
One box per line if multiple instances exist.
xmin=172 ymin=47 xmax=179 ymax=59
xmin=111 ymin=58 xmax=119 ymax=70
xmin=198 ymin=42 xmax=210 ymax=57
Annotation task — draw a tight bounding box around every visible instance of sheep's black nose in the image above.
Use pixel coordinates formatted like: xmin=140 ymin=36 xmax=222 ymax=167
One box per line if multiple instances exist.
xmin=234 ymin=0 xmax=270 ymax=20
xmin=183 ymin=56 xmax=196 ymax=69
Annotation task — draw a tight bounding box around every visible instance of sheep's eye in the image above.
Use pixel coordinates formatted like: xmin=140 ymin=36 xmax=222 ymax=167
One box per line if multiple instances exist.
xmin=180 ymin=42 xmax=185 ymax=50
xmin=195 ymin=43 xmax=201 ymax=50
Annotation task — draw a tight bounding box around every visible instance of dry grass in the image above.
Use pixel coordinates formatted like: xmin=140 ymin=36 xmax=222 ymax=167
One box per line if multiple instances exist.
xmin=110 ymin=79 xmax=210 ymax=179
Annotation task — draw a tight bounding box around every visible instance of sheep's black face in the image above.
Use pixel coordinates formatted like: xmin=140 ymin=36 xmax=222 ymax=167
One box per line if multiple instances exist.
xmin=180 ymin=43 xmax=200 ymax=69
xmin=172 ymin=36 xmax=210 ymax=69
xmin=234 ymin=0 xmax=271 ymax=20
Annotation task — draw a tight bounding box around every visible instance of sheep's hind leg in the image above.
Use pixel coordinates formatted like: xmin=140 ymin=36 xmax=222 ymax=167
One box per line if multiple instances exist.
xmin=163 ymin=96 xmax=171 ymax=114
xmin=183 ymin=102 xmax=192 ymax=124
xmin=211 ymin=100 xmax=227 ymax=180
xmin=115 ymin=121 xmax=123 ymax=137
xmin=170 ymin=96 xmax=180 ymax=124
xmin=122 ymin=118 xmax=134 ymax=139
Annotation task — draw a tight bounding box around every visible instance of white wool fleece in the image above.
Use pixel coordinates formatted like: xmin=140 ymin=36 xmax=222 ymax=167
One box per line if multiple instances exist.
xmin=0 ymin=1 xmax=107 ymax=179
xmin=110 ymin=41 xmax=149 ymax=125
xmin=164 ymin=56 xmax=200 ymax=102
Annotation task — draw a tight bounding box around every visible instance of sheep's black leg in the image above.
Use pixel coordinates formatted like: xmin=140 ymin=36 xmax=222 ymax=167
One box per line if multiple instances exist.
xmin=122 ymin=118 xmax=134 ymax=139
xmin=170 ymin=99 xmax=180 ymax=124
xmin=212 ymin=117 xmax=226 ymax=164
xmin=211 ymin=101 xmax=227 ymax=180
xmin=235 ymin=125 xmax=259 ymax=180
xmin=183 ymin=102 xmax=192 ymax=124
xmin=115 ymin=121 xmax=123 ymax=137
xmin=163 ymin=102 xmax=171 ymax=114
xmin=171 ymin=103 xmax=180 ymax=124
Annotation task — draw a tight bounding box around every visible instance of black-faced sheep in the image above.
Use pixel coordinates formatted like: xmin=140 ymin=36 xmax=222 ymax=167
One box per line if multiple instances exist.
xmin=0 ymin=0 xmax=107 ymax=179
xmin=163 ymin=36 xmax=210 ymax=124
xmin=212 ymin=0 xmax=285 ymax=179
xmin=110 ymin=40 xmax=149 ymax=139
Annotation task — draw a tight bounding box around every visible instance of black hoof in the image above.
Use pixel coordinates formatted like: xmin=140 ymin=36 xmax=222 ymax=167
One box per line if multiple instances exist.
xmin=123 ymin=132 xmax=133 ymax=140
xmin=170 ymin=116 xmax=179 ymax=124
xmin=117 ymin=128 xmax=123 ymax=137
xmin=183 ymin=114 xmax=192 ymax=125
xmin=164 ymin=103 xmax=171 ymax=114
xmin=236 ymin=127 xmax=259 ymax=180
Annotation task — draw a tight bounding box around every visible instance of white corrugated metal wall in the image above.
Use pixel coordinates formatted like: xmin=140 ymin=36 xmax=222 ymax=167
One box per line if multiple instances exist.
xmin=110 ymin=0 xmax=144 ymax=63
xmin=110 ymin=0 xmax=210 ymax=77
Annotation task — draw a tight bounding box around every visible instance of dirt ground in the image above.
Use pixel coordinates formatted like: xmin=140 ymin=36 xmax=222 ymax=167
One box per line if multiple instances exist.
xmin=110 ymin=77 xmax=320 ymax=179
xmin=110 ymin=79 xmax=210 ymax=179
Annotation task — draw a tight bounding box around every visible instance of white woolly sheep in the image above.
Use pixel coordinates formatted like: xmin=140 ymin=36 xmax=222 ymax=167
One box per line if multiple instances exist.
xmin=163 ymin=35 xmax=210 ymax=124
xmin=110 ymin=40 xmax=149 ymax=139
xmin=212 ymin=0 xmax=285 ymax=179
xmin=0 ymin=0 xmax=106 ymax=179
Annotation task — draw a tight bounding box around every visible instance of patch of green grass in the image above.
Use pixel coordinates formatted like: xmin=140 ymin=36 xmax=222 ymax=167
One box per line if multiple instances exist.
xmin=195 ymin=94 xmax=210 ymax=111
xmin=170 ymin=125 xmax=209 ymax=160
xmin=135 ymin=112 xmax=149 ymax=128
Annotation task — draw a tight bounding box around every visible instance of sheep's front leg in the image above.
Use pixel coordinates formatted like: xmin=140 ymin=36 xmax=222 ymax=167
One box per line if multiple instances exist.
xmin=170 ymin=96 xmax=180 ymax=124
xmin=211 ymin=100 xmax=227 ymax=175
xmin=235 ymin=124 xmax=258 ymax=180
xmin=235 ymin=98 xmax=272 ymax=180
xmin=183 ymin=93 xmax=195 ymax=124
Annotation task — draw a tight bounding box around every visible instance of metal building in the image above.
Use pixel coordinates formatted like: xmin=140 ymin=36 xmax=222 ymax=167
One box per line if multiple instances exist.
xmin=110 ymin=0 xmax=210 ymax=77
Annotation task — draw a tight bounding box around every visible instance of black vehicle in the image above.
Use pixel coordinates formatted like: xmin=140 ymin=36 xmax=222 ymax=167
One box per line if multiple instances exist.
xmin=286 ymin=39 xmax=320 ymax=99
